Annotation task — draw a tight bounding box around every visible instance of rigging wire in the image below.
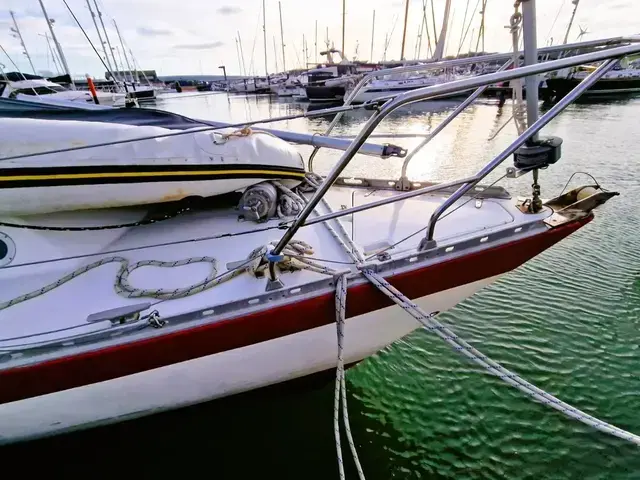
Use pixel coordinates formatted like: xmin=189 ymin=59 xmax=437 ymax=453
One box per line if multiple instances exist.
xmin=558 ymin=171 xmax=605 ymax=196
xmin=457 ymin=0 xmax=482 ymax=57
xmin=1 ymin=223 xmax=285 ymax=270
xmin=545 ymin=0 xmax=567 ymax=46
xmin=61 ymin=0 xmax=118 ymax=87
xmin=365 ymin=173 xmax=509 ymax=261
xmin=0 ymin=102 xmax=375 ymax=163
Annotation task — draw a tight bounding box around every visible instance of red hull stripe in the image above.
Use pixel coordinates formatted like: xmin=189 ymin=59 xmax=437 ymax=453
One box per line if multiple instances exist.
xmin=0 ymin=216 xmax=590 ymax=404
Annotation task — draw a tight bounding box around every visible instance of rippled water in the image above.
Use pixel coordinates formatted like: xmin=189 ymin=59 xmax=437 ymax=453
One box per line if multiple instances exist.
xmin=6 ymin=93 xmax=640 ymax=478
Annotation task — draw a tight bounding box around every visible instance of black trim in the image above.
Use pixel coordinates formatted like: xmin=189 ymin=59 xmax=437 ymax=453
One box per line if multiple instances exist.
xmin=0 ymin=163 xmax=306 ymax=189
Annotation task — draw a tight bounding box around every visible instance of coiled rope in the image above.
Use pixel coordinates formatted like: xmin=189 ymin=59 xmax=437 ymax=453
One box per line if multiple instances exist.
xmin=0 ymin=239 xmax=329 ymax=313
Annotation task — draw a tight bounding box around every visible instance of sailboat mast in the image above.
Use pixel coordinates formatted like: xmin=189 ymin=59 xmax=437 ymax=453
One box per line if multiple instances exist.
xmin=93 ymin=0 xmax=120 ymax=82
xmin=9 ymin=11 xmax=36 ymax=74
xmin=475 ymin=0 xmax=487 ymax=53
xmin=113 ymin=20 xmax=134 ymax=83
xmin=400 ymin=0 xmax=410 ymax=60
xmin=422 ymin=0 xmax=433 ymax=58
xmin=237 ymin=31 xmax=247 ymax=77
xmin=370 ymin=10 xmax=375 ymax=62
xmin=273 ymin=37 xmax=279 ymax=71
xmin=38 ymin=0 xmax=74 ymax=86
xmin=262 ymin=0 xmax=268 ymax=76
xmin=43 ymin=32 xmax=62 ymax=74
xmin=562 ymin=0 xmax=580 ymax=44
xmin=85 ymin=0 xmax=112 ymax=72
xmin=415 ymin=5 xmax=425 ymax=59
xmin=432 ymin=0 xmax=451 ymax=60
xmin=303 ymin=34 xmax=306 ymax=66
xmin=314 ymin=20 xmax=318 ymax=64
xmin=522 ymin=0 xmax=539 ymax=136
xmin=341 ymin=0 xmax=346 ymax=58
xmin=129 ymin=49 xmax=140 ymax=83
xmin=430 ymin=0 xmax=438 ymax=51
xmin=278 ymin=2 xmax=286 ymax=72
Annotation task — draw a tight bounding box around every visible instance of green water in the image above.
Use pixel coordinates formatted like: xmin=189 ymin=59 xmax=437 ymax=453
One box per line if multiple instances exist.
xmin=7 ymin=94 xmax=640 ymax=478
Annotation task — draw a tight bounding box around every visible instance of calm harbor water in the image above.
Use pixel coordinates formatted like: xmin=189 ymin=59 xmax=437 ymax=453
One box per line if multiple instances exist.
xmin=6 ymin=93 xmax=640 ymax=479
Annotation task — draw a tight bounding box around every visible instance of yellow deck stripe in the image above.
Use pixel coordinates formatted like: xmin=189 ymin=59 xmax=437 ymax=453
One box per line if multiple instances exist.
xmin=0 ymin=169 xmax=307 ymax=182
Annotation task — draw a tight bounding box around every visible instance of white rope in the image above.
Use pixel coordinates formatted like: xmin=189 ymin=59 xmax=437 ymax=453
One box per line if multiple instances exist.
xmin=334 ymin=274 xmax=366 ymax=480
xmin=299 ymin=176 xmax=640 ymax=462
xmin=361 ymin=269 xmax=640 ymax=446
xmin=509 ymin=2 xmax=527 ymax=135
xmin=300 ymin=177 xmax=366 ymax=480
xmin=0 ymin=240 xmax=331 ymax=313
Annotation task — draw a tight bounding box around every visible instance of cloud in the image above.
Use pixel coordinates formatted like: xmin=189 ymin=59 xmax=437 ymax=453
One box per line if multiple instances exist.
xmin=216 ymin=5 xmax=242 ymax=15
xmin=174 ymin=41 xmax=224 ymax=50
xmin=137 ymin=26 xmax=174 ymax=37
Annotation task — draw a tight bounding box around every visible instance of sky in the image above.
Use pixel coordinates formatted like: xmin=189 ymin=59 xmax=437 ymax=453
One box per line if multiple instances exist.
xmin=0 ymin=0 xmax=638 ymax=78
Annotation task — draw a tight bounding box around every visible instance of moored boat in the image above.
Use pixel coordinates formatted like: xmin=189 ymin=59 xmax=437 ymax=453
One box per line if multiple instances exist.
xmin=0 ymin=118 xmax=305 ymax=215
xmin=0 ymin=30 xmax=638 ymax=447
xmin=544 ymin=62 xmax=640 ymax=101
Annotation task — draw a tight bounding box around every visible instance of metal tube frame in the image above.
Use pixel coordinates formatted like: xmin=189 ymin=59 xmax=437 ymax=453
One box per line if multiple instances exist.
xmin=423 ymin=57 xmax=618 ymax=243
xmin=306 ymin=34 xmax=640 ymax=169
xmin=398 ymin=58 xmax=513 ymax=182
xmin=272 ymin=41 xmax=640 ymax=256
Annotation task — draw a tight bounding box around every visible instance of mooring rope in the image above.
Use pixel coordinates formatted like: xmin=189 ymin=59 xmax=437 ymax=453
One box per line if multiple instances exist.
xmin=361 ymin=269 xmax=640 ymax=446
xmin=314 ymin=192 xmax=640 ymax=450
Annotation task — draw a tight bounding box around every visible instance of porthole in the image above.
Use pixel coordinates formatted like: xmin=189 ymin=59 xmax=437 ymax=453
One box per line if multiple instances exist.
xmin=0 ymin=232 xmax=16 ymax=267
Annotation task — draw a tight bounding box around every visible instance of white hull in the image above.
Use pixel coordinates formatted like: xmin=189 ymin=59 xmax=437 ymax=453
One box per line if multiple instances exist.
xmin=0 ymin=276 xmax=496 ymax=444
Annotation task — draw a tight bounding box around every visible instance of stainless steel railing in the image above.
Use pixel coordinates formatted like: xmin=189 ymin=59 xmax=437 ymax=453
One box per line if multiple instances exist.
xmin=271 ymin=40 xmax=640 ymax=256
xmin=307 ymin=35 xmax=640 ymax=169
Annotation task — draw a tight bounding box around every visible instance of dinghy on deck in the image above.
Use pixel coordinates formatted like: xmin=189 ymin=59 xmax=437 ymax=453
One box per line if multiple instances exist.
xmin=0 ymin=118 xmax=306 ymax=215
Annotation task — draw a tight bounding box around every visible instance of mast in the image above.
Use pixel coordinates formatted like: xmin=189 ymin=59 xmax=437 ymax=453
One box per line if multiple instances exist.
xmin=38 ymin=0 xmax=74 ymax=86
xmin=93 ymin=0 xmax=119 ymax=82
xmin=475 ymin=0 xmax=488 ymax=53
xmin=432 ymin=0 xmax=452 ymax=60
xmin=262 ymin=0 xmax=268 ymax=76
xmin=113 ymin=20 xmax=134 ymax=83
xmin=370 ymin=10 xmax=375 ymax=62
xmin=129 ymin=49 xmax=140 ymax=83
xmin=562 ymin=0 xmax=580 ymax=45
xmin=278 ymin=2 xmax=286 ymax=72
xmin=430 ymin=0 xmax=438 ymax=51
xmin=130 ymin=52 xmax=151 ymax=86
xmin=86 ymin=0 xmax=112 ymax=73
xmin=9 ymin=11 xmax=36 ymax=74
xmin=238 ymin=31 xmax=247 ymax=77
xmin=522 ymin=0 xmax=539 ymax=137
xmin=303 ymin=34 xmax=306 ymax=66
xmin=314 ymin=20 xmax=318 ymax=64
xmin=400 ymin=0 xmax=410 ymax=60
xmin=273 ymin=37 xmax=279 ymax=72
xmin=114 ymin=46 xmax=125 ymax=74
xmin=341 ymin=0 xmax=346 ymax=58
xmin=422 ymin=0 xmax=433 ymax=58
xmin=456 ymin=0 xmax=471 ymax=57
xmin=415 ymin=5 xmax=425 ymax=59
xmin=235 ymin=37 xmax=242 ymax=75
xmin=42 ymin=32 xmax=62 ymax=74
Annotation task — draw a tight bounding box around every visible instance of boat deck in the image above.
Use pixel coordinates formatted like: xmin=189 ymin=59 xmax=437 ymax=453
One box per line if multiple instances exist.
xmin=0 ymin=184 xmax=550 ymax=364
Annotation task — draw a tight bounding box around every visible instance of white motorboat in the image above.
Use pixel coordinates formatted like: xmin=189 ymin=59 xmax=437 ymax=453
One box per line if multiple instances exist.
xmin=0 ymin=73 xmax=123 ymax=109
xmin=0 ymin=118 xmax=305 ymax=215
xmin=0 ymin=32 xmax=636 ymax=447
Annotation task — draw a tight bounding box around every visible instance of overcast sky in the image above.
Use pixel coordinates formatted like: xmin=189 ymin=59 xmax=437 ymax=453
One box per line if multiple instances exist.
xmin=0 ymin=0 xmax=637 ymax=78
